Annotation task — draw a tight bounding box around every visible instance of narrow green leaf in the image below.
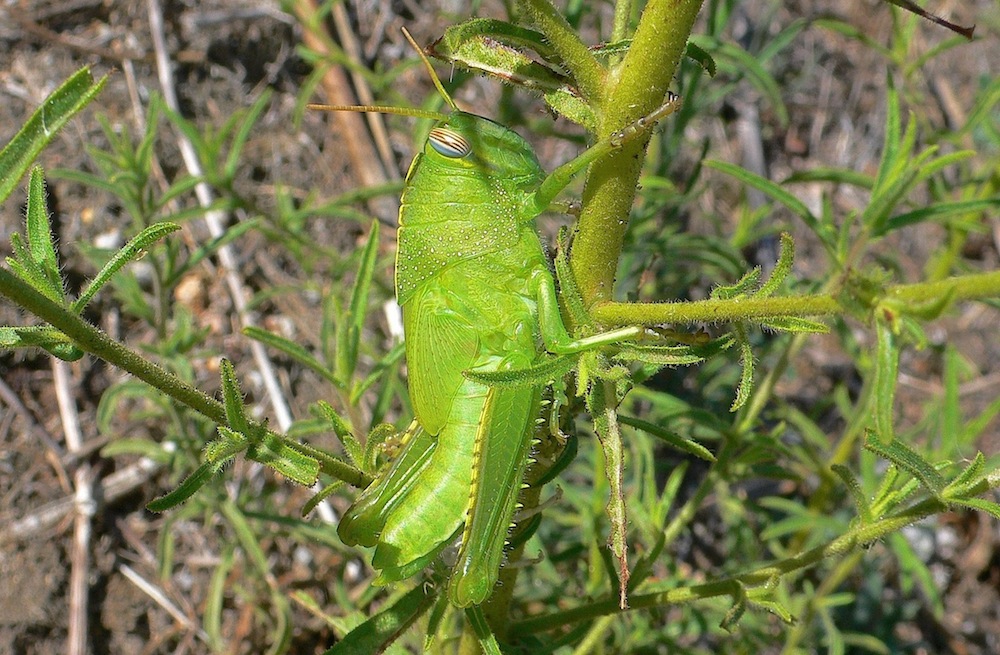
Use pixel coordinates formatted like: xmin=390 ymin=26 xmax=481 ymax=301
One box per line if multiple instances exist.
xmin=712 ymin=267 xmax=760 ymax=299
xmin=223 ymin=90 xmax=272 ymax=182
xmin=350 ymin=340 xmax=406 ymax=405
xmin=267 ymin=438 xmax=363 ymax=487
xmin=831 ymin=464 xmax=872 ymax=523
xmin=423 ymin=593 xmax=450 ymax=653
xmin=268 ymin=577 xmax=295 ymax=654
xmin=706 ymin=160 xmax=823 ymax=239
xmin=887 ymin=532 xmax=944 ymax=614
xmin=614 ymin=343 xmax=705 ymax=366
xmin=219 ymin=359 xmax=251 ymax=435
xmin=302 ymin=481 xmax=343 ymax=517
xmin=950 ymin=497 xmax=1000 ymax=521
xmin=243 ymin=325 xmax=344 ymax=389
xmin=73 ymin=222 xmax=181 ymax=312
xmin=864 ymin=431 xmax=946 ymax=495
xmin=961 ymin=391 xmax=1000 ymax=448
xmin=944 ymin=452 xmax=986 ymax=495
xmin=0 ymin=325 xmax=71 ymax=349
xmin=941 ymin=346 xmax=961 ymax=455
xmin=915 ymin=149 xmax=976 ymax=181
xmin=731 ymin=327 xmax=754 ymax=411
xmin=463 ymin=354 xmax=578 ymax=388
xmin=27 ymin=331 xmax=82 ymax=360
xmin=587 ymin=381 xmax=629 ymax=610
xmin=465 ymin=606 xmax=503 ymax=655
xmin=206 ymin=426 xmax=249 ymax=465
xmin=554 ymin=228 xmax=590 ymax=328
xmin=334 ymin=299 xmax=356 ymax=385
xmin=819 ymin=605 xmax=845 ymax=655
xmin=8 ymin=232 xmax=62 ymax=302
xmin=100 ymin=437 xmax=171 ymax=462
xmin=872 ymin=476 xmax=923 ymax=518
xmin=720 ymin=585 xmax=747 ymax=631
xmin=759 ymin=316 xmax=829 ymax=334
xmin=755 ymin=232 xmax=794 ymax=298
xmin=315 ymin=400 xmax=363 ymax=467
xmin=691 ymin=37 xmax=788 ymax=125
xmin=350 ymin=221 xmax=380 ymax=333
xmin=882 ymin=198 xmax=1000 ymax=234
xmin=841 ymin=632 xmax=891 ymax=654
xmin=204 ymin=547 xmax=235 ymax=651
xmin=864 ymin=168 xmax=920 ymax=235
xmin=757 ymin=18 xmax=809 ymax=64
xmin=812 ymin=19 xmax=890 ymax=56
xmin=220 ymin=499 xmax=270 ymax=575
xmin=146 ymin=460 xmax=218 ymax=512
xmin=874 ymin=79 xmax=902 ymax=194
xmin=784 ymin=166 xmax=874 ymax=189
xmin=322 ymin=583 xmax=435 ymax=655
xmin=0 ymin=68 xmax=108 ymax=203
xmin=25 ymin=168 xmax=64 ymax=299
xmin=619 ymin=414 xmax=715 ymax=462
xmin=873 ymin=316 xmax=899 ymax=444
xmin=959 ymin=76 xmax=1000 ymax=138
xmin=869 ymin=464 xmax=902 ymax=516
xmin=683 ymin=41 xmax=716 ymax=76
xmin=248 ymin=433 xmax=321 ymax=486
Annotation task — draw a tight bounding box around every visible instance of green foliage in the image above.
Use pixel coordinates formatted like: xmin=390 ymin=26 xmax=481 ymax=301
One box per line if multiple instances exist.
xmin=2 ymin=1 xmax=1000 ymax=654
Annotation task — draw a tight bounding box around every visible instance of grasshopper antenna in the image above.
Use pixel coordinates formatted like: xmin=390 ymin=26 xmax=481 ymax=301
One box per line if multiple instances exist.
xmin=308 ymin=28 xmax=456 ymax=118
xmin=402 ymin=27 xmax=459 ymax=111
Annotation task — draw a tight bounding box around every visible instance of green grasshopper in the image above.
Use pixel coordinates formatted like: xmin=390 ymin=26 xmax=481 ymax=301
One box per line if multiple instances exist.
xmin=311 ymin=32 xmax=682 ymax=607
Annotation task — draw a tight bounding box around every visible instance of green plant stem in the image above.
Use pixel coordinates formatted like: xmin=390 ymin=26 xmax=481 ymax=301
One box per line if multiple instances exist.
xmin=0 ymin=267 xmax=367 ymax=487
xmin=517 ymin=0 xmax=606 ymax=102
xmin=591 ymin=269 xmax=1000 ymax=326
xmin=1 ymin=267 xmax=226 ymax=420
xmin=594 ymin=294 xmax=841 ymax=325
xmin=511 ymin=494 xmax=959 ymax=633
xmin=571 ymin=0 xmax=705 ymax=308
xmin=610 ymin=0 xmax=633 ymax=45
xmin=887 ymin=268 xmax=1000 ymax=303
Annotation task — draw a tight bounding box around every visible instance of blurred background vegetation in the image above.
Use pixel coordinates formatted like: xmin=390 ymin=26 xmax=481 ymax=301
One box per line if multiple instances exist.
xmin=1 ymin=1 xmax=999 ymax=653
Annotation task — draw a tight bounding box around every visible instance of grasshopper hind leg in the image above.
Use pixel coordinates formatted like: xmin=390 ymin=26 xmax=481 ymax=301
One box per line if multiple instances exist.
xmin=337 ymin=423 xmax=436 ymax=548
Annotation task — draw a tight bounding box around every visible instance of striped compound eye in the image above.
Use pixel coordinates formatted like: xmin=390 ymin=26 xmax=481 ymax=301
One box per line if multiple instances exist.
xmin=428 ymin=127 xmax=472 ymax=158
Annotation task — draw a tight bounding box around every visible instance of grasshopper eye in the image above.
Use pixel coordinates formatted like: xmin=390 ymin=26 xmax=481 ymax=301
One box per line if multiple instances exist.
xmin=428 ymin=127 xmax=471 ymax=158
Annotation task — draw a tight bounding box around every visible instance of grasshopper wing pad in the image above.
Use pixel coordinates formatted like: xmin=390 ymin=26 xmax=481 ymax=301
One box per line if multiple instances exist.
xmin=337 ymin=425 xmax=436 ymax=548
xmin=404 ymin=287 xmax=481 ymax=436
xmin=450 ymin=383 xmax=543 ymax=606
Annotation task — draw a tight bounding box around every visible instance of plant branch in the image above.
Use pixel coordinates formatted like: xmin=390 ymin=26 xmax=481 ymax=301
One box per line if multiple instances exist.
xmin=571 ymin=0 xmax=705 ymax=308
xmin=0 ymin=267 xmax=368 ymax=488
xmin=591 ymin=269 xmax=1000 ymax=326
xmin=517 ymin=0 xmax=606 ymax=103
xmin=593 ymin=294 xmax=840 ymax=325
xmin=1 ymin=267 xmax=227 ymax=422
xmin=513 ymin=493 xmax=966 ymax=633
xmin=887 ymin=269 xmax=1000 ymax=304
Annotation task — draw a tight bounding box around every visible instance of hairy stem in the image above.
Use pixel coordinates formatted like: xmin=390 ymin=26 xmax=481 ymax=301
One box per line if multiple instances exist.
xmin=517 ymin=0 xmax=606 ymax=103
xmin=512 ymin=493 xmax=968 ymax=633
xmin=591 ymin=269 xmax=1000 ymax=326
xmin=571 ymin=0 xmax=705 ymax=308
xmin=0 ymin=268 xmax=367 ymax=487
